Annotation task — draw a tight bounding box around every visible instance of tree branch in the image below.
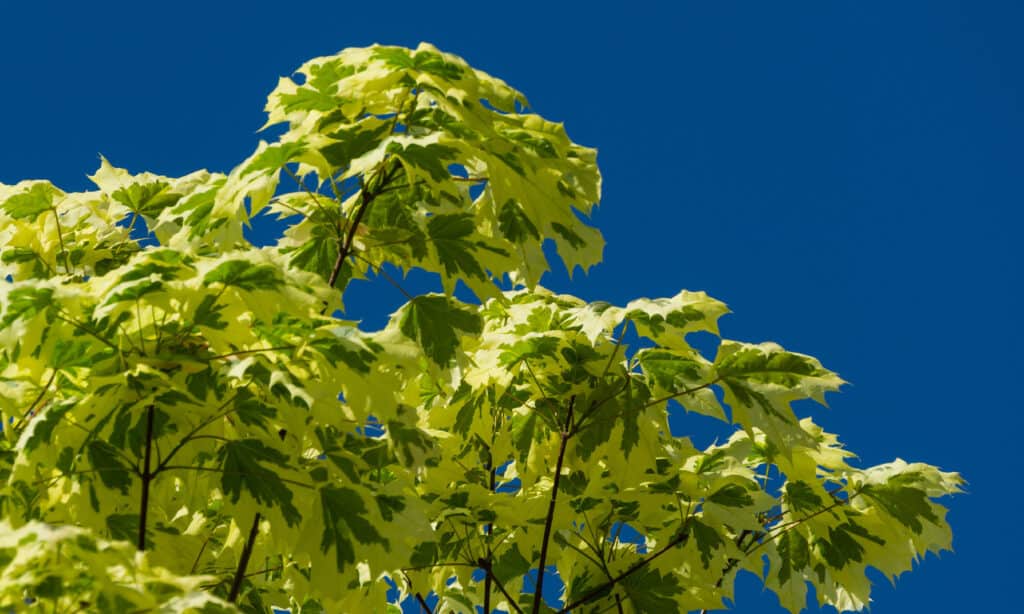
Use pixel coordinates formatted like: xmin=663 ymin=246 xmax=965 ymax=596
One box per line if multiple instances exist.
xmin=531 ymin=395 xmax=575 ymax=614
xmin=228 ymin=512 xmax=261 ymax=603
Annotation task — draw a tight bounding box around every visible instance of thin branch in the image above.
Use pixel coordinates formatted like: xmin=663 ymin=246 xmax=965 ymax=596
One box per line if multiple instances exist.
xmin=559 ymin=536 xmax=606 ymax=573
xmin=484 ymin=455 xmax=496 ymax=614
xmin=486 ymin=567 xmax=525 ymax=614
xmin=328 ymin=160 xmax=401 ymax=290
xmin=206 ymin=346 xmax=295 ymax=361
xmin=243 ymin=564 xmax=284 ymax=579
xmin=50 ymin=207 xmax=72 ymax=274
xmin=744 ymin=488 xmax=864 ymax=559
xmin=599 ymin=318 xmax=631 ymax=380
xmin=521 ymin=358 xmax=547 ymax=399
xmin=52 ymin=313 xmax=120 ymax=352
xmin=557 ymin=527 xmax=691 ymax=613
xmin=159 ymin=465 xmax=315 ymax=490
xmin=155 ymin=392 xmax=240 ymax=472
xmin=228 ymin=512 xmax=262 ymax=603
xmin=353 ymin=253 xmax=414 ymax=300
xmin=282 ymin=165 xmax=332 ymax=221
xmin=414 ymin=593 xmax=433 ymax=614
xmin=643 ymin=377 xmax=721 ymax=409
xmin=532 ymin=395 xmax=576 ymax=614
xmin=400 ymin=562 xmax=477 ymax=573
xmin=189 ymin=535 xmax=211 ymax=575
xmin=32 ymin=467 xmax=130 ymax=487
xmin=12 ymin=369 xmax=57 ymax=432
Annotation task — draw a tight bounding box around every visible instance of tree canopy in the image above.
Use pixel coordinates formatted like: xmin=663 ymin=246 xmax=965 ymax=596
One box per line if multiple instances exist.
xmin=0 ymin=43 xmax=961 ymax=613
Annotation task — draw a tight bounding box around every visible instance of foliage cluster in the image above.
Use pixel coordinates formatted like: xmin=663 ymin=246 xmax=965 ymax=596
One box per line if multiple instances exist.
xmin=0 ymin=43 xmax=960 ymax=613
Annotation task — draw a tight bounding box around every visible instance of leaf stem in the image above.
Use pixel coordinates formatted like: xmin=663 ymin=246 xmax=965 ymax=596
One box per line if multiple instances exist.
xmin=228 ymin=512 xmax=261 ymax=603
xmin=531 ymin=395 xmax=575 ymax=614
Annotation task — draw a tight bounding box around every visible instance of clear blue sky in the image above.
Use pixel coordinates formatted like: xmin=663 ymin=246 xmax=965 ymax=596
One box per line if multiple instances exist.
xmin=2 ymin=1 xmax=1020 ymax=611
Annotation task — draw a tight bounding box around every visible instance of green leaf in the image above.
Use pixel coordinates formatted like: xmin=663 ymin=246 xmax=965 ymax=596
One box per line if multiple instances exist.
xmin=86 ymin=441 xmax=133 ymax=495
xmin=621 ymin=566 xmax=682 ymax=613
xmin=708 ymin=483 xmax=754 ymax=508
xmin=690 ymin=519 xmax=725 ymax=569
xmin=776 ymin=530 xmax=810 ymax=585
xmin=204 ymin=259 xmax=282 ymax=291
xmin=492 ymin=546 xmax=531 ymax=584
xmin=1 ymin=286 xmax=54 ymax=326
xmin=319 ymin=486 xmax=387 ymax=570
xmin=497 ymin=199 xmax=540 ymax=242
xmin=111 ymin=180 xmax=179 ymax=217
xmin=218 ymin=439 xmax=301 ymax=525
xmin=321 ymin=120 xmax=390 ymax=167
xmin=105 ymin=513 xmax=141 ymax=542
xmin=24 ymin=400 xmax=74 ymax=453
xmin=862 ymin=476 xmax=940 ymax=534
xmin=398 ymin=294 xmax=482 ymax=365
xmin=2 ymin=182 xmax=59 ymax=220
xmin=391 ymin=142 xmax=460 ymax=185
xmin=784 ymin=481 xmax=823 ymax=514
xmin=427 ymin=213 xmax=487 ymax=281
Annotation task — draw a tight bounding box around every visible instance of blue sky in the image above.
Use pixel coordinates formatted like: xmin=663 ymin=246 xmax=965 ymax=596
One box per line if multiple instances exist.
xmin=2 ymin=1 xmax=1020 ymax=611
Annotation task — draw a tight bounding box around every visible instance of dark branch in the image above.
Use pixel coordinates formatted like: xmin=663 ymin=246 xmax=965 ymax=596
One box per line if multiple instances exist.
xmin=228 ymin=512 xmax=262 ymax=603
xmin=532 ymin=395 xmax=576 ymax=613
xmin=138 ymin=404 xmax=156 ymax=551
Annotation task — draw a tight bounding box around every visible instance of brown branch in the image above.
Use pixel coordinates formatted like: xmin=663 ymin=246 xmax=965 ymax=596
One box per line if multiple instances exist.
xmin=531 ymin=395 xmax=576 ymax=613
xmin=228 ymin=512 xmax=261 ymax=603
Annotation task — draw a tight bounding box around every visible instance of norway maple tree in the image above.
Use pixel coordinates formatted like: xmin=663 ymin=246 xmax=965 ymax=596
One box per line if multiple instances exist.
xmin=0 ymin=43 xmax=960 ymax=613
